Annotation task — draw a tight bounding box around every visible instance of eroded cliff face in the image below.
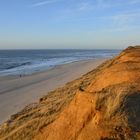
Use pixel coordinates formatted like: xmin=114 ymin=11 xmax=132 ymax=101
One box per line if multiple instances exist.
xmin=34 ymin=46 xmax=140 ymax=140
xmin=0 ymin=46 xmax=140 ymax=140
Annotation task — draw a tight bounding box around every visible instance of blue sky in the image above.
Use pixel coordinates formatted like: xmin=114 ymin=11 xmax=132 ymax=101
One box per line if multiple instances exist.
xmin=0 ymin=0 xmax=140 ymax=49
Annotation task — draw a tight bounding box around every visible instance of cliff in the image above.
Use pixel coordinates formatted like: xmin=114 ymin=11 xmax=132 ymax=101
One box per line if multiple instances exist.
xmin=0 ymin=46 xmax=140 ymax=140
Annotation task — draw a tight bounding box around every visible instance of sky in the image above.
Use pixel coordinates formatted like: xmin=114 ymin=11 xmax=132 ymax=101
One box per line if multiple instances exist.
xmin=0 ymin=0 xmax=140 ymax=49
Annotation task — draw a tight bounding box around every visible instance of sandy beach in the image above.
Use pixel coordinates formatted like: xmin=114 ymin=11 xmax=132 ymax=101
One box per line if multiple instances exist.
xmin=0 ymin=59 xmax=106 ymax=124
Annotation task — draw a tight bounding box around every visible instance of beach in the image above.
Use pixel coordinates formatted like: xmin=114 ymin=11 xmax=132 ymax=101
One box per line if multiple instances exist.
xmin=0 ymin=58 xmax=105 ymax=124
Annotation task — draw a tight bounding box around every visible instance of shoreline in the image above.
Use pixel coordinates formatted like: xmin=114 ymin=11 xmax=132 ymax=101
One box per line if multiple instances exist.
xmin=0 ymin=58 xmax=106 ymax=124
xmin=0 ymin=58 xmax=106 ymax=80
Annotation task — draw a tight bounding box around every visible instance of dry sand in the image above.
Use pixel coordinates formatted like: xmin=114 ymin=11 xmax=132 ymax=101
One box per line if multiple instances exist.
xmin=0 ymin=59 xmax=105 ymax=124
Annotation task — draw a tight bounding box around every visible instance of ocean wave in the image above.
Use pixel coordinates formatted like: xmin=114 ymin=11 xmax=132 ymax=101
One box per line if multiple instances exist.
xmin=0 ymin=49 xmax=121 ymax=76
xmin=5 ymin=62 xmax=32 ymax=70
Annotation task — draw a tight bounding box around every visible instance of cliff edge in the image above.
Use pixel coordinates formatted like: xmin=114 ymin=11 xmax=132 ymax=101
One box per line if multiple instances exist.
xmin=0 ymin=46 xmax=140 ymax=140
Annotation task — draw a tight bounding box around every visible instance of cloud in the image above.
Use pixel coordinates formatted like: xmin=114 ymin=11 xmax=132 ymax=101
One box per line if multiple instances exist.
xmin=96 ymin=0 xmax=115 ymax=8
xmin=100 ymin=12 xmax=140 ymax=25
xmin=31 ymin=0 xmax=59 ymax=7
xmin=128 ymin=0 xmax=140 ymax=4
xmin=79 ymin=2 xmax=89 ymax=11
xmin=95 ymin=0 xmax=140 ymax=9
xmin=97 ymin=10 xmax=140 ymax=33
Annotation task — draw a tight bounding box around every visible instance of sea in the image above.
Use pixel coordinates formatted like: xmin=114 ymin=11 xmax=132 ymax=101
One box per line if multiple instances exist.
xmin=0 ymin=49 xmax=121 ymax=76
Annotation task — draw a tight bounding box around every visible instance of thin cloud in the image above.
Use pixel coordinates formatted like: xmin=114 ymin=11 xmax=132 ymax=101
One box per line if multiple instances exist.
xmin=31 ymin=0 xmax=59 ymax=7
xmin=100 ymin=12 xmax=140 ymax=24
xmin=78 ymin=2 xmax=93 ymax=11
xmin=129 ymin=0 xmax=140 ymax=4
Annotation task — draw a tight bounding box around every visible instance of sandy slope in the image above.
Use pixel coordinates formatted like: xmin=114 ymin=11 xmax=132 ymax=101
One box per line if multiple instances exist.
xmin=0 ymin=59 xmax=105 ymax=124
xmin=35 ymin=46 xmax=140 ymax=140
xmin=1 ymin=46 xmax=140 ymax=140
